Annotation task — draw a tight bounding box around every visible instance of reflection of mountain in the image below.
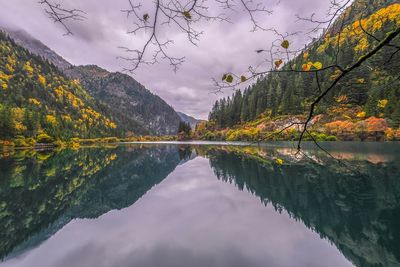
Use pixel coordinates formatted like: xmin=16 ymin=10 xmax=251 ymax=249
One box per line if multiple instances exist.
xmin=0 ymin=145 xmax=182 ymax=259
xmin=205 ymin=147 xmax=400 ymax=267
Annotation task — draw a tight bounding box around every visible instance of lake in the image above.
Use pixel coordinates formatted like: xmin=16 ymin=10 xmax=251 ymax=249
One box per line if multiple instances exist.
xmin=0 ymin=142 xmax=399 ymax=267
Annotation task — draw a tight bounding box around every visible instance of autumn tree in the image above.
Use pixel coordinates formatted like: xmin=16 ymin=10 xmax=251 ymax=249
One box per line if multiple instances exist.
xmin=37 ymin=0 xmax=400 ymax=150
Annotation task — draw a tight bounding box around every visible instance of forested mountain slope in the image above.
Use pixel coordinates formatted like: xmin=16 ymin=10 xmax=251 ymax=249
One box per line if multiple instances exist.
xmin=205 ymin=0 xmax=400 ymax=141
xmin=0 ymin=32 xmax=118 ymax=142
xmin=65 ymin=65 xmax=180 ymax=135
xmin=1 ymin=28 xmax=180 ymax=137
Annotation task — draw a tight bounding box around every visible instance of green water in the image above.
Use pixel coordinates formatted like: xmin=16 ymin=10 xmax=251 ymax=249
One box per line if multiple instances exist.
xmin=0 ymin=142 xmax=399 ymax=267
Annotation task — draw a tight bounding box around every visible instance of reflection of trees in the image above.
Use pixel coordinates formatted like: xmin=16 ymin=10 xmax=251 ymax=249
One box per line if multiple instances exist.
xmin=206 ymin=148 xmax=400 ymax=267
xmin=0 ymin=145 xmax=181 ymax=259
xmin=178 ymin=145 xmax=194 ymax=161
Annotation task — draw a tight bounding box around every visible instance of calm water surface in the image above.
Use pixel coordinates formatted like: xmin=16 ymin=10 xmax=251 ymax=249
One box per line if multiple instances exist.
xmin=0 ymin=142 xmax=399 ymax=267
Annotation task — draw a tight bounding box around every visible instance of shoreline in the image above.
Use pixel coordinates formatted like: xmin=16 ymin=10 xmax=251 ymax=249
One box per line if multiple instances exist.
xmin=2 ymin=139 xmax=399 ymax=151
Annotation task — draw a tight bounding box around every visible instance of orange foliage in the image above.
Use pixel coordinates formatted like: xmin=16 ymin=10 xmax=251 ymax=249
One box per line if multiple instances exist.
xmin=364 ymin=117 xmax=388 ymax=132
xmin=385 ymin=128 xmax=400 ymax=140
xmin=325 ymin=120 xmax=355 ymax=134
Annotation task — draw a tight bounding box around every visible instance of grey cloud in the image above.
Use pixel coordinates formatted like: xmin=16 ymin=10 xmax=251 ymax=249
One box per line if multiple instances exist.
xmin=0 ymin=0 xmax=333 ymax=119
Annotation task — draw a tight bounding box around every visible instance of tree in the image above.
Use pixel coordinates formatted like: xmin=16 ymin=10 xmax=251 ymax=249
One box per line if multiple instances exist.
xmin=177 ymin=121 xmax=192 ymax=140
xmin=0 ymin=106 xmax=14 ymax=138
xmin=178 ymin=121 xmax=191 ymax=135
xmin=36 ymin=0 xmax=400 ymax=150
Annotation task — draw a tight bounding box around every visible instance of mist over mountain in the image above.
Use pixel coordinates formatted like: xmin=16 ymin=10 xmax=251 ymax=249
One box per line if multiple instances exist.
xmin=177 ymin=112 xmax=203 ymax=129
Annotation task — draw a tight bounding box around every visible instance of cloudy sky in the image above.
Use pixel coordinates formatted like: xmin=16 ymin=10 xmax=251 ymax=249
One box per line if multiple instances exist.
xmin=0 ymin=0 xmax=333 ymax=119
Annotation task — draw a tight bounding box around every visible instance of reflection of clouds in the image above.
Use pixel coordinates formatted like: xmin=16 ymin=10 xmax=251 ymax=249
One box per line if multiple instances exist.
xmin=1 ymin=157 xmax=353 ymax=267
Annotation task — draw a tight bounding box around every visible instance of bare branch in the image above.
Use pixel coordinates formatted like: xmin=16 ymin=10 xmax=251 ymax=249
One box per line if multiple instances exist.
xmin=38 ymin=0 xmax=86 ymax=35
xmin=120 ymin=0 xmax=273 ymax=72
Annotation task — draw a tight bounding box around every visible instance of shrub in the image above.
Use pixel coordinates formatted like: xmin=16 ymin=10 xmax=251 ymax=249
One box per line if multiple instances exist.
xmin=312 ymin=132 xmax=337 ymax=141
xmin=13 ymin=136 xmax=29 ymax=147
xmin=36 ymin=133 xmax=54 ymax=144
xmin=25 ymin=137 xmax=36 ymax=147
xmin=203 ymin=131 xmax=216 ymax=140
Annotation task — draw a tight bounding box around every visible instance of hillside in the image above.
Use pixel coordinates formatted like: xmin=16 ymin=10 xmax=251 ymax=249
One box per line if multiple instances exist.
xmin=0 ymin=31 xmax=118 ymax=143
xmin=1 ymin=27 xmax=180 ymax=137
xmin=203 ymin=0 xmax=400 ymax=141
xmin=65 ymin=65 xmax=180 ymax=135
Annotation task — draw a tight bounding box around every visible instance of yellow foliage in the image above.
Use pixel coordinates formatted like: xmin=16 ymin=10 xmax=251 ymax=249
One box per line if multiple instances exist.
xmin=23 ymin=61 xmax=34 ymax=76
xmin=317 ymin=4 xmax=400 ymax=53
xmin=72 ymin=79 xmax=80 ymax=86
xmin=0 ymin=71 xmax=11 ymax=81
xmin=38 ymin=75 xmax=46 ymax=87
xmin=4 ymin=55 xmax=16 ymax=73
xmin=343 ymin=115 xmax=352 ymax=120
xmin=336 ymin=95 xmax=348 ymax=103
xmin=5 ymin=63 xmax=14 ymax=73
xmin=356 ymin=111 xmax=366 ymax=118
xmin=313 ymin=61 xmax=323 ymax=70
xmin=28 ymin=98 xmax=41 ymax=106
xmin=11 ymin=108 xmax=26 ymax=134
xmin=377 ymin=99 xmax=388 ymax=108
xmin=54 ymin=86 xmax=64 ymax=99
xmin=14 ymin=122 xmax=27 ymax=133
xmin=108 ymin=122 xmax=117 ymax=129
xmin=62 ymin=115 xmax=72 ymax=122
xmin=330 ymin=69 xmax=342 ymax=81
xmin=6 ymin=55 xmax=16 ymax=70
xmin=356 ymin=78 xmax=365 ymax=84
xmin=301 ymin=61 xmax=322 ymax=71
xmin=46 ymin=115 xmax=57 ymax=126
xmin=385 ymin=128 xmax=395 ymax=140
xmin=354 ymin=37 xmax=369 ymax=53
xmin=302 ymin=62 xmax=313 ymax=71
xmin=11 ymin=107 xmax=25 ymax=122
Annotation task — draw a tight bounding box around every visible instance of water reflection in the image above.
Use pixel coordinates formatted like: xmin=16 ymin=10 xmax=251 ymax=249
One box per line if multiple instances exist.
xmin=0 ymin=142 xmax=399 ymax=267
xmin=201 ymin=143 xmax=400 ymax=267
xmin=0 ymin=145 xmax=182 ymax=259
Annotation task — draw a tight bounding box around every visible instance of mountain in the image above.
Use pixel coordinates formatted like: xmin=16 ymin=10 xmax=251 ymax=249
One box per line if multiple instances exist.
xmin=0 ymin=31 xmax=118 ymax=141
xmin=205 ymin=0 xmax=400 ymax=140
xmin=65 ymin=65 xmax=180 ymax=135
xmin=1 ymin=27 xmax=180 ymax=136
xmin=177 ymin=112 xmax=203 ymax=129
